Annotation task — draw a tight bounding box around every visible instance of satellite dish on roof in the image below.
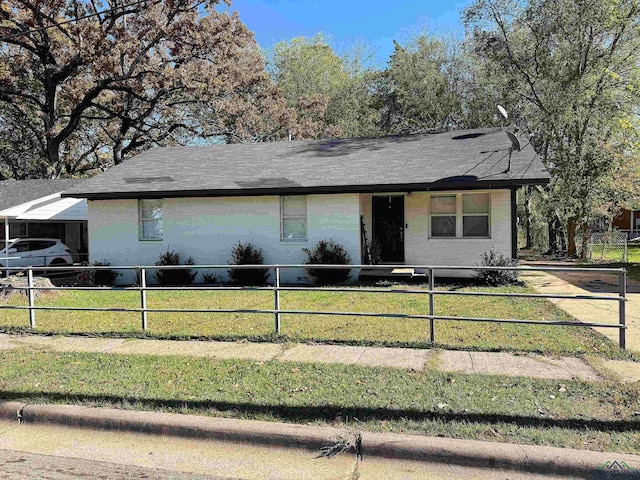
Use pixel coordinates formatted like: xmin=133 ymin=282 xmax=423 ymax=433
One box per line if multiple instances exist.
xmin=502 ymin=130 xmax=522 ymax=174
xmin=505 ymin=131 xmax=521 ymax=152
xmin=497 ymin=105 xmax=509 ymax=120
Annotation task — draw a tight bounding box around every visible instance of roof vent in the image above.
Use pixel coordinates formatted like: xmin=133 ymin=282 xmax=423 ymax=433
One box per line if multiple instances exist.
xmin=124 ymin=176 xmax=175 ymax=184
xmin=235 ymin=177 xmax=302 ymax=188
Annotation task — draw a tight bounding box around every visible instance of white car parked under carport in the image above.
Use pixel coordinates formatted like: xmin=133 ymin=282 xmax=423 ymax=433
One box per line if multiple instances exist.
xmin=0 ymin=238 xmax=74 ymax=269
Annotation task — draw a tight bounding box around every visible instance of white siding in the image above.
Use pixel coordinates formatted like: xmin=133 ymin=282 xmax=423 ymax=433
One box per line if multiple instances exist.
xmin=89 ymin=194 xmax=361 ymax=284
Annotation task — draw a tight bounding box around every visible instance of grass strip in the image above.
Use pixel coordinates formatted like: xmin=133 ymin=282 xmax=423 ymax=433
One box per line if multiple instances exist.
xmin=1 ymin=348 xmax=638 ymax=454
xmin=0 ymin=284 xmax=627 ymax=358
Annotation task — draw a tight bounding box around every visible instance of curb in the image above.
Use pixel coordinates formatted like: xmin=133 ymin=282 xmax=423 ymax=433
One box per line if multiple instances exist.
xmin=2 ymin=401 xmax=640 ymax=478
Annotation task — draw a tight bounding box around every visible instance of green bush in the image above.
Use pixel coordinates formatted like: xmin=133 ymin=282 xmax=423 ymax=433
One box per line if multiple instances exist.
xmin=228 ymin=242 xmax=269 ymax=286
xmin=303 ymin=239 xmax=352 ymax=286
xmin=154 ymin=249 xmax=196 ymax=286
xmin=475 ymin=249 xmax=518 ymax=286
xmin=90 ymin=261 xmax=118 ymax=286
xmin=202 ymin=272 xmax=218 ymax=284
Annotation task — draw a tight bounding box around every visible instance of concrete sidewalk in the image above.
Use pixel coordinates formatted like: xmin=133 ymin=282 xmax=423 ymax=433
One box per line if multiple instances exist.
xmin=0 ymin=332 xmax=617 ymax=382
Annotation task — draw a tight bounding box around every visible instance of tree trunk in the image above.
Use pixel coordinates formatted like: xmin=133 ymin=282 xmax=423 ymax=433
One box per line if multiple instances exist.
xmin=567 ymin=219 xmax=577 ymax=257
xmin=547 ymin=219 xmax=557 ymax=254
xmin=113 ymin=138 xmax=124 ymax=166
xmin=580 ymin=225 xmax=590 ymax=260
xmin=524 ymin=186 xmax=533 ymax=249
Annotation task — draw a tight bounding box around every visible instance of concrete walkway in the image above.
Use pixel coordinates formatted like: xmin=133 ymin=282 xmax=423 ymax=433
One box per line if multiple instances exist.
xmin=0 ymin=333 xmax=614 ymax=382
xmin=521 ymin=267 xmax=640 ymax=351
xmin=521 ymin=267 xmax=640 ymax=383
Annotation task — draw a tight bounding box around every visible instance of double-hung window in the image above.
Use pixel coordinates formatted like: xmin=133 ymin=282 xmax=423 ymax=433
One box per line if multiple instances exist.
xmin=430 ymin=195 xmax=457 ymax=237
xmin=430 ymin=192 xmax=490 ymax=238
xmin=462 ymin=193 xmax=490 ymax=237
xmin=139 ymin=199 xmax=163 ymax=241
xmin=281 ymin=196 xmax=307 ymax=241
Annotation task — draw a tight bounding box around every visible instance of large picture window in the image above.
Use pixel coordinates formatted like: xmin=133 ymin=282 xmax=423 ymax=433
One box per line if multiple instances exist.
xmin=281 ymin=196 xmax=307 ymax=241
xmin=430 ymin=192 xmax=491 ymax=238
xmin=139 ymin=199 xmax=163 ymax=241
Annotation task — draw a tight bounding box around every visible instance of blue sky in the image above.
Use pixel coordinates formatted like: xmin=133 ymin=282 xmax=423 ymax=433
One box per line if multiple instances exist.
xmin=224 ymin=0 xmax=473 ymax=66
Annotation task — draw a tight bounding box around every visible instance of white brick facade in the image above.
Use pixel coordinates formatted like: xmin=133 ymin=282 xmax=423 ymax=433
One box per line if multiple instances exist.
xmin=88 ymin=189 xmax=512 ymax=283
xmin=88 ymin=194 xmax=360 ymax=284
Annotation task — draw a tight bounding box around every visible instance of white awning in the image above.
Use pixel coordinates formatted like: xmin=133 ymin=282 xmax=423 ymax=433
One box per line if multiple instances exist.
xmin=0 ymin=193 xmax=61 ymax=218
xmin=15 ymin=197 xmax=87 ymax=221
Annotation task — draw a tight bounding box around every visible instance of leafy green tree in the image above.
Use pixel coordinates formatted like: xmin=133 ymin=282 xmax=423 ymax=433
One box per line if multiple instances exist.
xmin=375 ymin=36 xmax=460 ymax=133
xmin=464 ymin=0 xmax=640 ymax=256
xmin=373 ymin=32 xmax=505 ymax=134
xmin=267 ymin=34 xmax=380 ymax=139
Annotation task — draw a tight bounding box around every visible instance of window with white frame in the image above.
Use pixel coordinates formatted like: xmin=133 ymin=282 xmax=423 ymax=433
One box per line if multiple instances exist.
xmin=281 ymin=195 xmax=307 ymax=241
xmin=430 ymin=195 xmax=457 ymax=237
xmin=462 ymin=193 xmax=490 ymax=237
xmin=430 ymin=192 xmax=490 ymax=238
xmin=139 ymin=199 xmax=163 ymax=241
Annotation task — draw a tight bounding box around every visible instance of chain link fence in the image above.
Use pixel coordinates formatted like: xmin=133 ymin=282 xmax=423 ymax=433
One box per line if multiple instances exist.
xmin=587 ymin=232 xmax=628 ymax=262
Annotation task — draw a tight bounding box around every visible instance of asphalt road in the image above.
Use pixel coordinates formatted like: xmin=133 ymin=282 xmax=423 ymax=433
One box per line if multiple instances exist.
xmin=0 ymin=448 xmax=232 ymax=480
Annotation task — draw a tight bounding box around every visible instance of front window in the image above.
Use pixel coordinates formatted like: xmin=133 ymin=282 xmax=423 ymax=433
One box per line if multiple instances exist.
xmin=430 ymin=195 xmax=456 ymax=237
xmin=462 ymin=193 xmax=490 ymax=237
xmin=430 ymin=192 xmax=491 ymax=238
xmin=139 ymin=199 xmax=163 ymax=241
xmin=281 ymin=196 xmax=307 ymax=241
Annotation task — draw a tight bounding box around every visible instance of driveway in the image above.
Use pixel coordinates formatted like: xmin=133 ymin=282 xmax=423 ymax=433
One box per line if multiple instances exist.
xmin=521 ymin=264 xmax=640 ymax=353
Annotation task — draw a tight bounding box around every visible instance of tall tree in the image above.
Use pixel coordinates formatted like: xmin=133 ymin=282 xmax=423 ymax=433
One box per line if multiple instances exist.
xmin=373 ymin=33 xmax=504 ymax=135
xmin=375 ymin=36 xmax=461 ymax=134
xmin=0 ymin=0 xmax=292 ymax=176
xmin=464 ymin=0 xmax=640 ymax=256
xmin=267 ymin=34 xmax=380 ymax=139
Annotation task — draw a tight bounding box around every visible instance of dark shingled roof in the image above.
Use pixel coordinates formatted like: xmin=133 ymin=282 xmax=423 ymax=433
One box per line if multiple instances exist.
xmin=64 ymin=128 xmax=550 ymax=200
xmin=0 ymin=179 xmax=83 ymax=211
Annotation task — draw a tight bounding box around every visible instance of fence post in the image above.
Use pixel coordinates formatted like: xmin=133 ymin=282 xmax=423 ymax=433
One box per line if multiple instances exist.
xmin=274 ymin=266 xmax=281 ymax=333
xmin=619 ymin=269 xmax=626 ymax=350
xmin=624 ymin=237 xmax=628 ymax=263
xmin=27 ymin=268 xmax=35 ymax=329
xmin=139 ymin=267 xmax=148 ymax=331
xmin=429 ymin=267 xmax=435 ymax=344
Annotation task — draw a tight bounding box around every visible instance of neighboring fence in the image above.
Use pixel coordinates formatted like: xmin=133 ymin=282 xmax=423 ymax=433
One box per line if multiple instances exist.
xmin=0 ymin=264 xmax=629 ymax=350
xmin=587 ymin=232 xmax=628 ymax=262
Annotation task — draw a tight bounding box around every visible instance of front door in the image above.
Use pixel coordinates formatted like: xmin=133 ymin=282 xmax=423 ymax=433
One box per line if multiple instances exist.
xmin=372 ymin=196 xmax=404 ymax=263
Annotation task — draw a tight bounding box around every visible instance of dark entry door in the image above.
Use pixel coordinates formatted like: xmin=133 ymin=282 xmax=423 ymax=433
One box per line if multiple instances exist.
xmin=372 ymin=196 xmax=404 ymax=263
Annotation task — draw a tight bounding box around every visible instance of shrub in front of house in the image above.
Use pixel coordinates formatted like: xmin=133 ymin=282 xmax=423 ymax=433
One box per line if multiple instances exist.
xmin=154 ymin=249 xmax=197 ymax=286
xmin=228 ymin=242 xmax=269 ymax=286
xmin=303 ymin=239 xmax=352 ymax=286
xmin=475 ymin=249 xmax=518 ymax=286
xmin=202 ymin=271 xmax=218 ymax=285
xmin=90 ymin=261 xmax=118 ymax=286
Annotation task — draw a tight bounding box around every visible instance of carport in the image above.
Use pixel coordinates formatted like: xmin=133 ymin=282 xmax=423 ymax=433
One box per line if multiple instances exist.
xmin=0 ymin=180 xmax=88 ymax=270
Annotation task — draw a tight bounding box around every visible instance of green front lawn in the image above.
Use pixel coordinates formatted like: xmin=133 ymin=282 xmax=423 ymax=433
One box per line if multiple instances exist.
xmin=591 ymin=244 xmax=640 ymax=263
xmin=0 ymin=284 xmax=624 ymax=357
xmin=1 ymin=349 xmax=638 ymax=454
